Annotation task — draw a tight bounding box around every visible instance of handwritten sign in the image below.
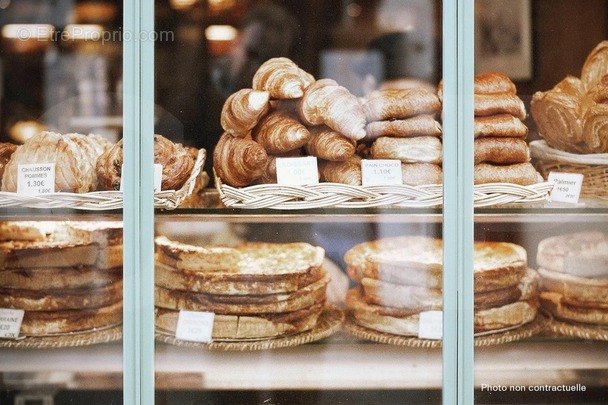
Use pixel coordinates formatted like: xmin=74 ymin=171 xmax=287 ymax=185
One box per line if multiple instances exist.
xmin=548 ymin=172 xmax=583 ymax=204
xmin=175 ymin=310 xmax=215 ymax=343
xmin=361 ymin=159 xmax=402 ymax=186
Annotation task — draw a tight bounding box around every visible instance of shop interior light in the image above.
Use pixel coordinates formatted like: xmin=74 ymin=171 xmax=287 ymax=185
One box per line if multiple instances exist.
xmin=1 ymin=24 xmax=54 ymax=40
xmin=204 ymin=25 xmax=238 ymax=42
xmin=63 ymin=24 xmax=104 ymax=41
xmin=170 ymin=0 xmax=198 ymax=10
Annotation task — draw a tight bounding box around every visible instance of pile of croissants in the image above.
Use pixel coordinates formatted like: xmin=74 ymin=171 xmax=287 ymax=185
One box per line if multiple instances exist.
xmin=213 ymin=57 xmax=445 ymax=187
xmin=531 ymin=40 xmax=608 ymax=154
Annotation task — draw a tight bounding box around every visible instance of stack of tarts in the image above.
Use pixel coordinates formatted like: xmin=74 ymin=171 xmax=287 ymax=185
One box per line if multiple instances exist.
xmin=154 ymin=236 xmax=343 ymax=349
xmin=537 ymin=231 xmax=608 ymax=340
xmin=343 ymin=236 xmax=543 ymax=346
xmin=0 ymin=221 xmax=123 ymax=347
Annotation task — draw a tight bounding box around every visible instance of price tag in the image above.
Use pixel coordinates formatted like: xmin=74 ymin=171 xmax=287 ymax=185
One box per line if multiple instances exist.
xmin=17 ymin=163 xmax=55 ymax=195
xmin=548 ymin=172 xmax=584 ymax=204
xmin=0 ymin=308 xmax=24 ymax=339
xmin=120 ymin=164 xmax=163 ymax=192
xmin=418 ymin=310 xmax=443 ymax=340
xmin=175 ymin=310 xmax=215 ymax=343
xmin=276 ymin=156 xmax=319 ymax=186
xmin=361 ymin=159 xmax=402 ymax=186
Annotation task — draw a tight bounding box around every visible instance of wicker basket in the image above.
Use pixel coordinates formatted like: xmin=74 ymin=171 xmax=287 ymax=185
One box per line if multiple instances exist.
xmin=215 ymin=174 xmax=552 ymax=209
xmin=530 ymin=140 xmax=608 ymax=200
xmin=0 ymin=149 xmax=207 ymax=210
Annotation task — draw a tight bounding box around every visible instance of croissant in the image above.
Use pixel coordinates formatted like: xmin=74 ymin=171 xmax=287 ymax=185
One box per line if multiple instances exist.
xmin=0 ymin=143 xmax=17 ymax=184
xmin=252 ymin=57 xmax=315 ymax=99
xmin=365 ymin=114 xmax=442 ymax=140
xmin=251 ymin=110 xmax=311 ymax=154
xmin=474 ymin=72 xmax=517 ymax=94
xmin=474 ymin=93 xmax=527 ymax=120
xmin=213 ymin=132 xmax=268 ymax=187
xmin=362 ymin=88 xmax=441 ymax=122
xmin=298 ymin=79 xmax=366 ymax=141
xmin=305 ymin=126 xmax=356 ymax=161
xmin=581 ymin=40 xmax=608 ymax=93
xmin=318 ymin=155 xmax=362 ymax=185
xmin=221 ymin=88 xmax=270 ymax=137
xmin=474 ymin=115 xmax=528 ymax=139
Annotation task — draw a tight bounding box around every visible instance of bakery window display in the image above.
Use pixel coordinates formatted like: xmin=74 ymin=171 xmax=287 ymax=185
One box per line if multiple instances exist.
xmin=153 ymin=236 xmax=343 ymax=350
xmin=536 ymin=231 xmax=608 ymax=341
xmin=214 ymin=57 xmax=552 ymax=209
xmin=342 ymin=236 xmax=546 ymax=347
xmin=530 ymin=40 xmax=608 ymax=200
xmin=0 ymin=131 xmax=208 ymax=210
xmin=0 ymin=221 xmax=123 ymax=348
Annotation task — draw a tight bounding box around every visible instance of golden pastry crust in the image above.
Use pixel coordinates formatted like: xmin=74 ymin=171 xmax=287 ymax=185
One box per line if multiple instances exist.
xmin=362 ymin=88 xmax=441 ymax=122
xmin=474 ymin=93 xmax=527 ymax=120
xmin=213 ymin=132 xmax=268 ymax=187
xmin=473 ymin=163 xmax=542 ymax=186
xmin=474 ymin=114 xmax=528 ymax=139
xmin=318 ymin=155 xmax=362 ymax=185
xmin=474 ymin=137 xmax=531 ymax=164
xmin=252 ymin=110 xmax=311 ymax=153
xmin=298 ymin=79 xmax=366 ymax=141
xmin=474 ymin=72 xmax=517 ymax=94
xmin=252 ymin=57 xmax=315 ymax=99
xmin=305 ymin=126 xmax=356 ymax=162
xmin=365 ymin=115 xmax=442 ymax=140
xmin=221 ymin=88 xmax=270 ymax=137
xmin=96 ymin=134 xmax=195 ymax=191
xmin=371 ymin=136 xmax=442 ymax=164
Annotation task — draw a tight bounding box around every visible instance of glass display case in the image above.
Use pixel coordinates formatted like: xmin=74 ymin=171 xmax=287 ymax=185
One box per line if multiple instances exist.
xmin=1 ymin=1 xmax=608 ymax=404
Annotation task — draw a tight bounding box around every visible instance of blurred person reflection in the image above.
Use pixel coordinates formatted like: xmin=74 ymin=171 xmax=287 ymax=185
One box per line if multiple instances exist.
xmin=210 ymin=1 xmax=300 ymax=100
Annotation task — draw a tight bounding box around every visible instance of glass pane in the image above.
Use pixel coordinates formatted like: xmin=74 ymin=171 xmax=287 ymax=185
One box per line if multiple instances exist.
xmin=474 ymin=0 xmax=608 ymax=403
xmin=153 ymin=1 xmax=445 ymax=403
xmin=0 ymin=1 xmax=124 ymax=403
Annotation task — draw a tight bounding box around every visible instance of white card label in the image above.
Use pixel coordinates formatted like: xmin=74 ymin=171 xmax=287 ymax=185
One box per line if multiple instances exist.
xmin=0 ymin=308 xmax=24 ymax=339
xmin=418 ymin=310 xmax=443 ymax=340
xmin=17 ymin=163 xmax=55 ymax=195
xmin=120 ymin=164 xmax=163 ymax=192
xmin=175 ymin=310 xmax=215 ymax=343
xmin=548 ymin=172 xmax=584 ymax=204
xmin=275 ymin=156 xmax=319 ymax=186
xmin=153 ymin=164 xmax=163 ymax=192
xmin=361 ymin=159 xmax=402 ymax=186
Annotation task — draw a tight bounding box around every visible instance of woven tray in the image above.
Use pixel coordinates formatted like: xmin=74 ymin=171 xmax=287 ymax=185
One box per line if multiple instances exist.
xmin=546 ymin=318 xmax=608 ymax=341
xmin=0 ymin=323 xmax=122 ymax=349
xmin=342 ymin=313 xmax=548 ymax=347
xmin=0 ymin=150 xmax=206 ymax=210
xmin=530 ymin=140 xmax=608 ymax=200
xmin=216 ymin=176 xmax=552 ymax=209
xmin=155 ymin=305 xmax=344 ymax=351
